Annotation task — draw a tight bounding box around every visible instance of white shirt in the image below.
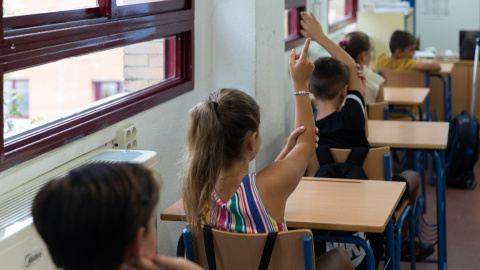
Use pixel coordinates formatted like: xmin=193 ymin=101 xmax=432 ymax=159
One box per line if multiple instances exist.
xmin=362 ymin=65 xmax=385 ymax=104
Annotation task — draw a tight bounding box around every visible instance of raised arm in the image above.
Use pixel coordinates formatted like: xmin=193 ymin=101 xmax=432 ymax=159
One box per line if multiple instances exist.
xmin=257 ymin=38 xmax=315 ymax=198
xmin=300 ymin=12 xmax=364 ymax=96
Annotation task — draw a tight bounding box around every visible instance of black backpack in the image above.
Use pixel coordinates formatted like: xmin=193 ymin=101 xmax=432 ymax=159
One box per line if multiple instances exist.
xmin=446 ymin=111 xmax=478 ymax=189
xmin=315 ymin=145 xmax=369 ymax=180
xmin=314 ymin=145 xmax=383 ymax=270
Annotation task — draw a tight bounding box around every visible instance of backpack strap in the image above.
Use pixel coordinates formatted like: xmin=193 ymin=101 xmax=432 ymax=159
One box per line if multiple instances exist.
xmin=316 ymin=145 xmax=335 ymax=165
xmin=345 ymin=147 xmax=370 ymax=167
xmin=203 ymin=226 xmax=217 ymax=270
xmin=258 ymin=232 xmax=279 ymax=270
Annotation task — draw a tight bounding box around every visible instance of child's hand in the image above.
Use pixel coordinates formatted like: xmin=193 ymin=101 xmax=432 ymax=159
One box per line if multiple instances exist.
xmin=289 ymin=38 xmax=315 ymax=90
xmin=135 ymin=255 xmax=202 ymax=270
xmin=299 ymin=12 xmax=325 ymax=41
xmin=356 ymin=64 xmax=366 ymax=92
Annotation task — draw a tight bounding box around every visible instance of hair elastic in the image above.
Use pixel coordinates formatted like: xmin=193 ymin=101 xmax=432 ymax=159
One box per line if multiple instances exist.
xmin=340 ymin=39 xmax=347 ymax=48
xmin=293 ymin=91 xmax=310 ymax=95
xmin=211 ymin=101 xmax=218 ymax=110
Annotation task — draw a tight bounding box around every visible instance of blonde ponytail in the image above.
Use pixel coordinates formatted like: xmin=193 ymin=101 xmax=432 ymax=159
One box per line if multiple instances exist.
xmin=182 ymin=88 xmax=260 ymax=236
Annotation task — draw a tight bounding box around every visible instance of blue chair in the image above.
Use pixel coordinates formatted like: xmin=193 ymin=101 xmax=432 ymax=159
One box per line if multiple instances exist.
xmin=179 ymin=227 xmax=315 ymax=270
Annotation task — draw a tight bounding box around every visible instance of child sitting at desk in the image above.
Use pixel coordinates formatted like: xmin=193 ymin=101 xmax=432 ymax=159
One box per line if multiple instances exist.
xmin=32 ymin=163 xmax=202 ymax=270
xmin=339 ymin=31 xmax=385 ymax=104
xmin=300 ymin=12 xmax=430 ymax=266
xmin=376 ymin=30 xmax=441 ymax=72
xmin=181 ymin=39 xmax=353 ymax=270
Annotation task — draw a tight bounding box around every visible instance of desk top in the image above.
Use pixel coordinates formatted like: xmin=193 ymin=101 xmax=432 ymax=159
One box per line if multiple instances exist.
xmin=368 ymin=120 xmax=449 ymax=149
xmin=434 ymin=63 xmax=454 ymax=74
xmin=285 ymin=178 xmax=405 ymax=233
xmin=383 ymin=86 xmax=430 ymax=105
xmin=160 ymin=178 xmax=406 ymax=233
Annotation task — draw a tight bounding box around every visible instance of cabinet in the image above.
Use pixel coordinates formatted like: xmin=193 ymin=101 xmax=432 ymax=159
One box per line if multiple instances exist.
xmin=357 ymin=8 xmax=414 ymax=61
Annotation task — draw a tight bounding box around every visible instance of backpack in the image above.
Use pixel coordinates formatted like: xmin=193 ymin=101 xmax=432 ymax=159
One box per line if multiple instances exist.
xmin=446 ymin=111 xmax=478 ymax=189
xmin=314 ymin=145 xmax=383 ymax=270
xmin=315 ymin=145 xmax=369 ymax=180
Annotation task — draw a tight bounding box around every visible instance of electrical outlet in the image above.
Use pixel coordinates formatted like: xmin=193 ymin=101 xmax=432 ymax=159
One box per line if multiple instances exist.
xmin=112 ymin=124 xmax=138 ymax=150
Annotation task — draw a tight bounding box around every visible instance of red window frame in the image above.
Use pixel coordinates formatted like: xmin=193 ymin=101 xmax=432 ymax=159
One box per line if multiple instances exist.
xmin=0 ymin=0 xmax=194 ymax=172
xmin=328 ymin=0 xmax=358 ymax=33
xmin=285 ymin=0 xmax=306 ymax=51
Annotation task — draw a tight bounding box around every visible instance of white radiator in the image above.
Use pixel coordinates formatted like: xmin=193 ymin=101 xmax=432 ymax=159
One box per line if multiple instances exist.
xmin=0 ymin=149 xmax=157 ymax=269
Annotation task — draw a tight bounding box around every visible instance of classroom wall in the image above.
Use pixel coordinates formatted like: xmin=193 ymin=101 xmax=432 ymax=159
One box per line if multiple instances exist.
xmin=414 ymin=0 xmax=479 ymax=52
xmin=0 ymin=0 xmax=288 ymax=257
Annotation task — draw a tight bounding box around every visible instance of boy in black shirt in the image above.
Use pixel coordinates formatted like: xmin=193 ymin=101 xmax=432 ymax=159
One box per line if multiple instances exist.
xmin=299 ymin=12 xmax=368 ymax=177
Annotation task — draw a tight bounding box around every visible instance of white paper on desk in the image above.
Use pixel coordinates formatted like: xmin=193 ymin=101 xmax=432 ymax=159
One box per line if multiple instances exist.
xmin=414 ymin=50 xmax=436 ymax=58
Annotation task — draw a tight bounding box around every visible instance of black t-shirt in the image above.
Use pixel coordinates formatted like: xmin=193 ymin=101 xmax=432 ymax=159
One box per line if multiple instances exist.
xmin=315 ymin=90 xmax=370 ymax=149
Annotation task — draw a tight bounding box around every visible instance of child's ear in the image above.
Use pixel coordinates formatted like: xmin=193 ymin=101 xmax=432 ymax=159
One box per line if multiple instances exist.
xmin=393 ymin=48 xmax=403 ymax=57
xmin=342 ymin=84 xmax=348 ymax=97
xmin=246 ymin=131 xmax=258 ymax=152
xmin=126 ymin=226 xmax=145 ymax=262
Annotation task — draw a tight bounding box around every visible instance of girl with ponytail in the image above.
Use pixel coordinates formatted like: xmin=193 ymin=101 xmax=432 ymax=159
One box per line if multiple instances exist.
xmin=182 ymin=39 xmax=317 ymax=236
xmin=340 ymin=31 xmax=385 ymax=104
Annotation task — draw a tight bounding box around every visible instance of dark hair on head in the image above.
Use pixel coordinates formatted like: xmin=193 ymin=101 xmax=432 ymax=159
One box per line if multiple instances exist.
xmin=182 ymin=88 xmax=260 ymax=236
xmin=309 ymin=57 xmax=349 ymax=101
xmin=339 ymin=31 xmax=371 ymax=62
xmin=32 ymin=163 xmax=159 ymax=270
xmin=389 ymin=30 xmax=416 ymax=53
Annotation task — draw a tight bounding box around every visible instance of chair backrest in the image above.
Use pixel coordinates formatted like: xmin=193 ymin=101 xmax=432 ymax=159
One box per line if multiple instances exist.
xmin=328 ymin=147 xmax=391 ymax=180
xmin=367 ymin=101 xmax=388 ymax=120
xmin=378 ymin=69 xmax=428 ymax=87
xmin=190 ymin=228 xmax=314 ymax=270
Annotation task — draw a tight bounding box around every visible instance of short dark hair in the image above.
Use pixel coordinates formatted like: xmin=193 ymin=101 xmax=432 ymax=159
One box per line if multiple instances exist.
xmin=32 ymin=163 xmax=159 ymax=270
xmin=309 ymin=57 xmax=349 ymax=101
xmin=389 ymin=30 xmax=416 ymax=53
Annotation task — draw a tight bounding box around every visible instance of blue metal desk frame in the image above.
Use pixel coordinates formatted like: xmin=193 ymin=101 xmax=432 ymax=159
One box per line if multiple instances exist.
xmin=390 ymin=147 xmax=447 ymax=270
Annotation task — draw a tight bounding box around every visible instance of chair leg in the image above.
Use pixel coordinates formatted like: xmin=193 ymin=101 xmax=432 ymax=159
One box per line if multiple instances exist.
xmin=303 ymin=236 xmax=314 ymax=270
xmin=183 ymin=228 xmax=195 ymax=261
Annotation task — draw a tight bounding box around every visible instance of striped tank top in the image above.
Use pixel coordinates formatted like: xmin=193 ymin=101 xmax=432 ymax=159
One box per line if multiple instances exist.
xmin=204 ymin=173 xmax=287 ymax=233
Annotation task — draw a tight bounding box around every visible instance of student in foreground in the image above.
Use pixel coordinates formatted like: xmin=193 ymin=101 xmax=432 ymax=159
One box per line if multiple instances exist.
xmin=181 ymin=38 xmax=353 ymax=270
xmin=376 ymin=30 xmax=441 ymax=72
xmin=32 ymin=163 xmax=202 ymax=270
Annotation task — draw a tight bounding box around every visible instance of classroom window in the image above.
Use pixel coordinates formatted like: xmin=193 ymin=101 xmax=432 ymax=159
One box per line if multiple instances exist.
xmin=3 ymin=79 xmax=29 ymax=133
xmin=328 ymin=0 xmax=357 ymax=33
xmin=0 ymin=0 xmax=194 ymax=172
xmin=284 ymin=0 xmax=306 ymax=50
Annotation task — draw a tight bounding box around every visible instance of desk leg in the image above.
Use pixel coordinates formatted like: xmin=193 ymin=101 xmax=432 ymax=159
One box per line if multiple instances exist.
xmin=447 ymin=74 xmax=452 ymax=123
xmin=431 ymin=74 xmax=450 ymax=123
xmin=427 ymin=149 xmax=447 ymax=270
xmin=314 ymin=234 xmax=376 ymax=270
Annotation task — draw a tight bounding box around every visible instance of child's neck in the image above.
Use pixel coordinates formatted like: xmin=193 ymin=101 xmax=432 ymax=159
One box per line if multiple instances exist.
xmin=315 ymin=99 xmax=340 ymax=121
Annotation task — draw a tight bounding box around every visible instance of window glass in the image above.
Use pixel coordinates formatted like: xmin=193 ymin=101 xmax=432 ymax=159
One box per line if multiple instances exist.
xmin=3 ymin=0 xmax=98 ymax=16
xmin=3 ymin=37 xmax=175 ymax=138
xmin=328 ymin=0 xmax=347 ymax=24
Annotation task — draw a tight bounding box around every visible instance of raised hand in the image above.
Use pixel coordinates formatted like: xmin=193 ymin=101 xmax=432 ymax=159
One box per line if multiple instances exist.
xmin=289 ymin=38 xmax=315 ymax=91
xmin=299 ymin=12 xmax=325 ymax=41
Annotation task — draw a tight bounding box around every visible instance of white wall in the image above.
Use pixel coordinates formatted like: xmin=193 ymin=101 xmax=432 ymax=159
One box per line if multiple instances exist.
xmin=0 ymin=0 xmax=288 ymax=258
xmin=416 ymin=0 xmax=480 ymax=52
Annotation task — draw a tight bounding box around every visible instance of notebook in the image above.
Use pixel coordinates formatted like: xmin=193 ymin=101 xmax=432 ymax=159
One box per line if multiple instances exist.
xmin=459 ymin=30 xmax=480 ymax=60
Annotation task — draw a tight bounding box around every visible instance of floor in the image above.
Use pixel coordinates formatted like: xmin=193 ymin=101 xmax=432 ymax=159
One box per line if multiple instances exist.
xmin=397 ymin=160 xmax=480 ymax=269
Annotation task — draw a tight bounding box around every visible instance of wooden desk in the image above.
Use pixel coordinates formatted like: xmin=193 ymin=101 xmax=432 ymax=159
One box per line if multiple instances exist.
xmin=383 ymin=86 xmax=430 ymax=106
xmin=368 ymin=120 xmax=449 ymax=149
xmin=161 ymin=178 xmax=405 ymax=270
xmin=367 ymin=120 xmax=449 ymax=270
xmin=285 ymin=178 xmax=405 ymax=233
xmin=161 ymin=178 xmax=406 ymax=233
xmin=435 ymin=62 xmax=454 ymax=74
